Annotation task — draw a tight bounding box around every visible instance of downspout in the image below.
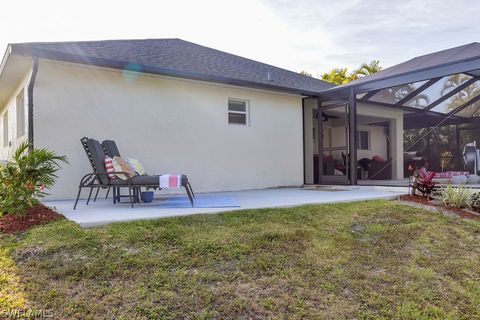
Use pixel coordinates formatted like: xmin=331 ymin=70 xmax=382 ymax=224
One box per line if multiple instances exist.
xmin=27 ymin=57 xmax=39 ymax=151
xmin=302 ymin=97 xmax=306 ymax=185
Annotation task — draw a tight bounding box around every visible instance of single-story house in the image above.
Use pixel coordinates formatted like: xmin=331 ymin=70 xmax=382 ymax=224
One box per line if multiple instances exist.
xmin=1 ymin=39 xmax=480 ymax=200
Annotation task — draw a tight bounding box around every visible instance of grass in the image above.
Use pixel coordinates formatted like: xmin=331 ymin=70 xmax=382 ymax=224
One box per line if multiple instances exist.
xmin=1 ymin=200 xmax=479 ymax=319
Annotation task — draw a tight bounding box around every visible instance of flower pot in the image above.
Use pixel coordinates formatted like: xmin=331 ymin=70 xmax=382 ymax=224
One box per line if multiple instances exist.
xmin=141 ymin=191 xmax=154 ymax=203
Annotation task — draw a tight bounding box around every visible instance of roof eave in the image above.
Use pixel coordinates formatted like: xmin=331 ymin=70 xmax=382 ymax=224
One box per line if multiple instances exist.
xmin=0 ymin=45 xmax=13 ymax=79
xmin=11 ymin=45 xmax=321 ymax=97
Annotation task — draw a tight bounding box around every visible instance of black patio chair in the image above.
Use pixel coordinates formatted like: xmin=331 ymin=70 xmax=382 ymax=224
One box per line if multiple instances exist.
xmin=101 ymin=139 xmax=195 ymax=204
xmin=74 ymin=137 xmax=195 ymax=209
xmin=100 ymin=139 xmax=145 ymax=203
xmin=102 ymin=139 xmax=121 ymax=158
xmin=90 ymin=139 xmax=122 ymax=202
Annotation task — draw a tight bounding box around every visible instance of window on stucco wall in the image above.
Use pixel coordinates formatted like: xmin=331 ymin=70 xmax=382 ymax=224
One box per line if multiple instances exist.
xmin=228 ymin=99 xmax=249 ymax=125
xmin=357 ymin=130 xmax=370 ymax=150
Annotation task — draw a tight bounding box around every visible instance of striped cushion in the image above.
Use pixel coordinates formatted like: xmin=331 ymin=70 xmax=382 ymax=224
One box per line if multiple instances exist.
xmin=104 ymin=156 xmax=116 ymax=179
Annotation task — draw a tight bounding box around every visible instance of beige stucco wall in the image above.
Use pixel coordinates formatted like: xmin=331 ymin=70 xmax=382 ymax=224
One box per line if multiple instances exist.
xmin=0 ymin=70 xmax=31 ymax=160
xmin=357 ymin=103 xmax=404 ymax=179
xmin=33 ymin=60 xmax=304 ymax=200
xmin=329 ymin=124 xmax=387 ymax=159
xmin=356 ymin=125 xmax=388 ymax=160
xmin=303 ymin=97 xmax=316 ymax=184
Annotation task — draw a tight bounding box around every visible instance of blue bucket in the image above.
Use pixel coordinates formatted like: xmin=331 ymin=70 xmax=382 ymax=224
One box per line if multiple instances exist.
xmin=141 ymin=191 xmax=154 ymax=203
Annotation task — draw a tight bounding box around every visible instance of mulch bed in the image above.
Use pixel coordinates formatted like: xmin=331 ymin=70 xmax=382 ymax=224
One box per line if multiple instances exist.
xmin=400 ymin=195 xmax=480 ymax=220
xmin=400 ymin=195 xmax=431 ymax=206
xmin=0 ymin=204 xmax=64 ymax=234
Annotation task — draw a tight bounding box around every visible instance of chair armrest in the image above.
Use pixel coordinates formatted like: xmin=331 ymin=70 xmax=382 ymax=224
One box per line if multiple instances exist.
xmin=95 ymin=172 xmax=135 ymax=183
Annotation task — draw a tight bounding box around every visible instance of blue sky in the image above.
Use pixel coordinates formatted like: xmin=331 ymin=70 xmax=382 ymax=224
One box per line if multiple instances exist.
xmin=1 ymin=0 xmax=479 ymax=75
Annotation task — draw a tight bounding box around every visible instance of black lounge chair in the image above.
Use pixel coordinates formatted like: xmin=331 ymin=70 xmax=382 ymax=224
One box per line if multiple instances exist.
xmin=102 ymin=139 xmax=121 ymax=158
xmin=74 ymin=137 xmax=195 ymax=209
xmin=90 ymin=139 xmax=122 ymax=202
xmin=101 ymin=139 xmax=195 ymax=205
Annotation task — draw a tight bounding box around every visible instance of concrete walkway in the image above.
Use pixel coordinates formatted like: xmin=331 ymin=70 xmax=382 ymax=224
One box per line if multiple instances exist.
xmin=46 ymin=187 xmax=406 ymax=227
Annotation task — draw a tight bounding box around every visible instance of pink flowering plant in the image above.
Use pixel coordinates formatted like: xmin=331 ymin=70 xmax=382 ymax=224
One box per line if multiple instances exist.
xmin=0 ymin=142 xmax=67 ymax=217
xmin=413 ymin=170 xmax=437 ymax=199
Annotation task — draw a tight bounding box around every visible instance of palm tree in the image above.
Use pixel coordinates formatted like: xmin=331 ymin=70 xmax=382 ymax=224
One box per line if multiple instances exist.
xmin=441 ymin=74 xmax=470 ymax=95
xmin=321 ymin=68 xmax=351 ymax=85
xmin=351 ymin=60 xmax=432 ymax=107
xmin=299 ymin=70 xmax=313 ymax=77
xmin=320 ymin=61 xmax=382 ymax=85
xmin=353 ymin=60 xmax=382 ymax=77
xmin=442 ymin=74 xmax=479 ymax=115
xmin=12 ymin=142 xmax=68 ymax=190
xmin=408 ymin=93 xmax=430 ymax=108
xmin=372 ymin=83 xmax=429 ymax=107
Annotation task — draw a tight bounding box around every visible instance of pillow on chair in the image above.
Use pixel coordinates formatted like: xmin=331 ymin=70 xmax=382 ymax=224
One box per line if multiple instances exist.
xmin=126 ymin=158 xmax=147 ymax=175
xmin=372 ymin=155 xmax=386 ymax=162
xmin=112 ymin=156 xmax=136 ymax=180
xmin=104 ymin=156 xmax=116 ymax=179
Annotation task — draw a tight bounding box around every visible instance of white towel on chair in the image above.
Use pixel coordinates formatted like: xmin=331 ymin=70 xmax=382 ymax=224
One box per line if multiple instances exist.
xmin=159 ymin=174 xmax=182 ymax=189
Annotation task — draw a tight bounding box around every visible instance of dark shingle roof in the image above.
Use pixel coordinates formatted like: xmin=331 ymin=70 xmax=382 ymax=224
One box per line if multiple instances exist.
xmin=350 ymin=42 xmax=480 ymax=85
xmin=322 ymin=42 xmax=480 ymax=96
xmin=11 ymin=38 xmax=334 ymax=95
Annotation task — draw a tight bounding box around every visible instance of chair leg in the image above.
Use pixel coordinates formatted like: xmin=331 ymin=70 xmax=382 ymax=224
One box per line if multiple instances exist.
xmin=185 ymin=186 xmax=194 ymax=207
xmin=105 ymin=187 xmax=111 ymax=199
xmin=187 ymin=182 xmax=195 ymax=198
xmin=113 ymin=187 xmax=117 ymax=204
xmin=128 ymin=187 xmax=134 ymax=208
xmin=137 ymin=187 xmax=141 ymax=203
xmin=86 ymin=188 xmax=94 ymax=205
xmin=93 ymin=187 xmax=100 ymax=202
xmin=73 ymin=187 xmax=82 ymax=210
xmin=134 ymin=187 xmax=139 ymax=203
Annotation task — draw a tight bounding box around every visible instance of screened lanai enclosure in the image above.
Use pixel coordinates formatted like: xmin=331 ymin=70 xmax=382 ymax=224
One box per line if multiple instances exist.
xmin=303 ymin=42 xmax=480 ymax=186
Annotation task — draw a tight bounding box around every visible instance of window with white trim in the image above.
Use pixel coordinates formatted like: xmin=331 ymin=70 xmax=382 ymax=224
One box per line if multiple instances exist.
xmin=3 ymin=112 xmax=8 ymax=147
xmin=16 ymin=89 xmax=25 ymax=138
xmin=357 ymin=130 xmax=370 ymax=150
xmin=228 ymin=99 xmax=249 ymax=125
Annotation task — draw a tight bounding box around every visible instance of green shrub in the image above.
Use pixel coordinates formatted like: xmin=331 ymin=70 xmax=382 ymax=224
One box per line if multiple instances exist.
xmin=0 ymin=142 xmax=67 ymax=217
xmin=440 ymin=185 xmax=473 ymax=208
xmin=469 ymin=192 xmax=480 ymax=210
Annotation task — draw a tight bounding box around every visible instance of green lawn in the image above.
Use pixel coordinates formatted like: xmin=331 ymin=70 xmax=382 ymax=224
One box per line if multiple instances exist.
xmin=1 ymin=201 xmax=479 ymax=319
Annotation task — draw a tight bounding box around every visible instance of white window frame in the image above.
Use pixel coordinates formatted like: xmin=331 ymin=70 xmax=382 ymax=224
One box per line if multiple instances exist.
xmin=357 ymin=129 xmax=370 ymax=151
xmin=16 ymin=89 xmax=25 ymax=138
xmin=228 ymin=98 xmax=249 ymax=126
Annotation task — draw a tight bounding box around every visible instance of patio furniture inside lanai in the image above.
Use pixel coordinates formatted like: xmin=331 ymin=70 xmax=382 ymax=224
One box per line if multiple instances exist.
xmin=313 ymin=43 xmax=480 ymax=187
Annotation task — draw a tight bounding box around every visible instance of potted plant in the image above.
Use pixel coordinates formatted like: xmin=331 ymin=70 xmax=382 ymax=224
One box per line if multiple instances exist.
xmin=140 ymin=188 xmax=155 ymax=203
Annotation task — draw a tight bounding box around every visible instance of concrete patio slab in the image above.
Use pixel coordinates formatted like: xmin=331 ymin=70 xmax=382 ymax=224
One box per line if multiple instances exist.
xmin=45 ymin=187 xmax=407 ymax=227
